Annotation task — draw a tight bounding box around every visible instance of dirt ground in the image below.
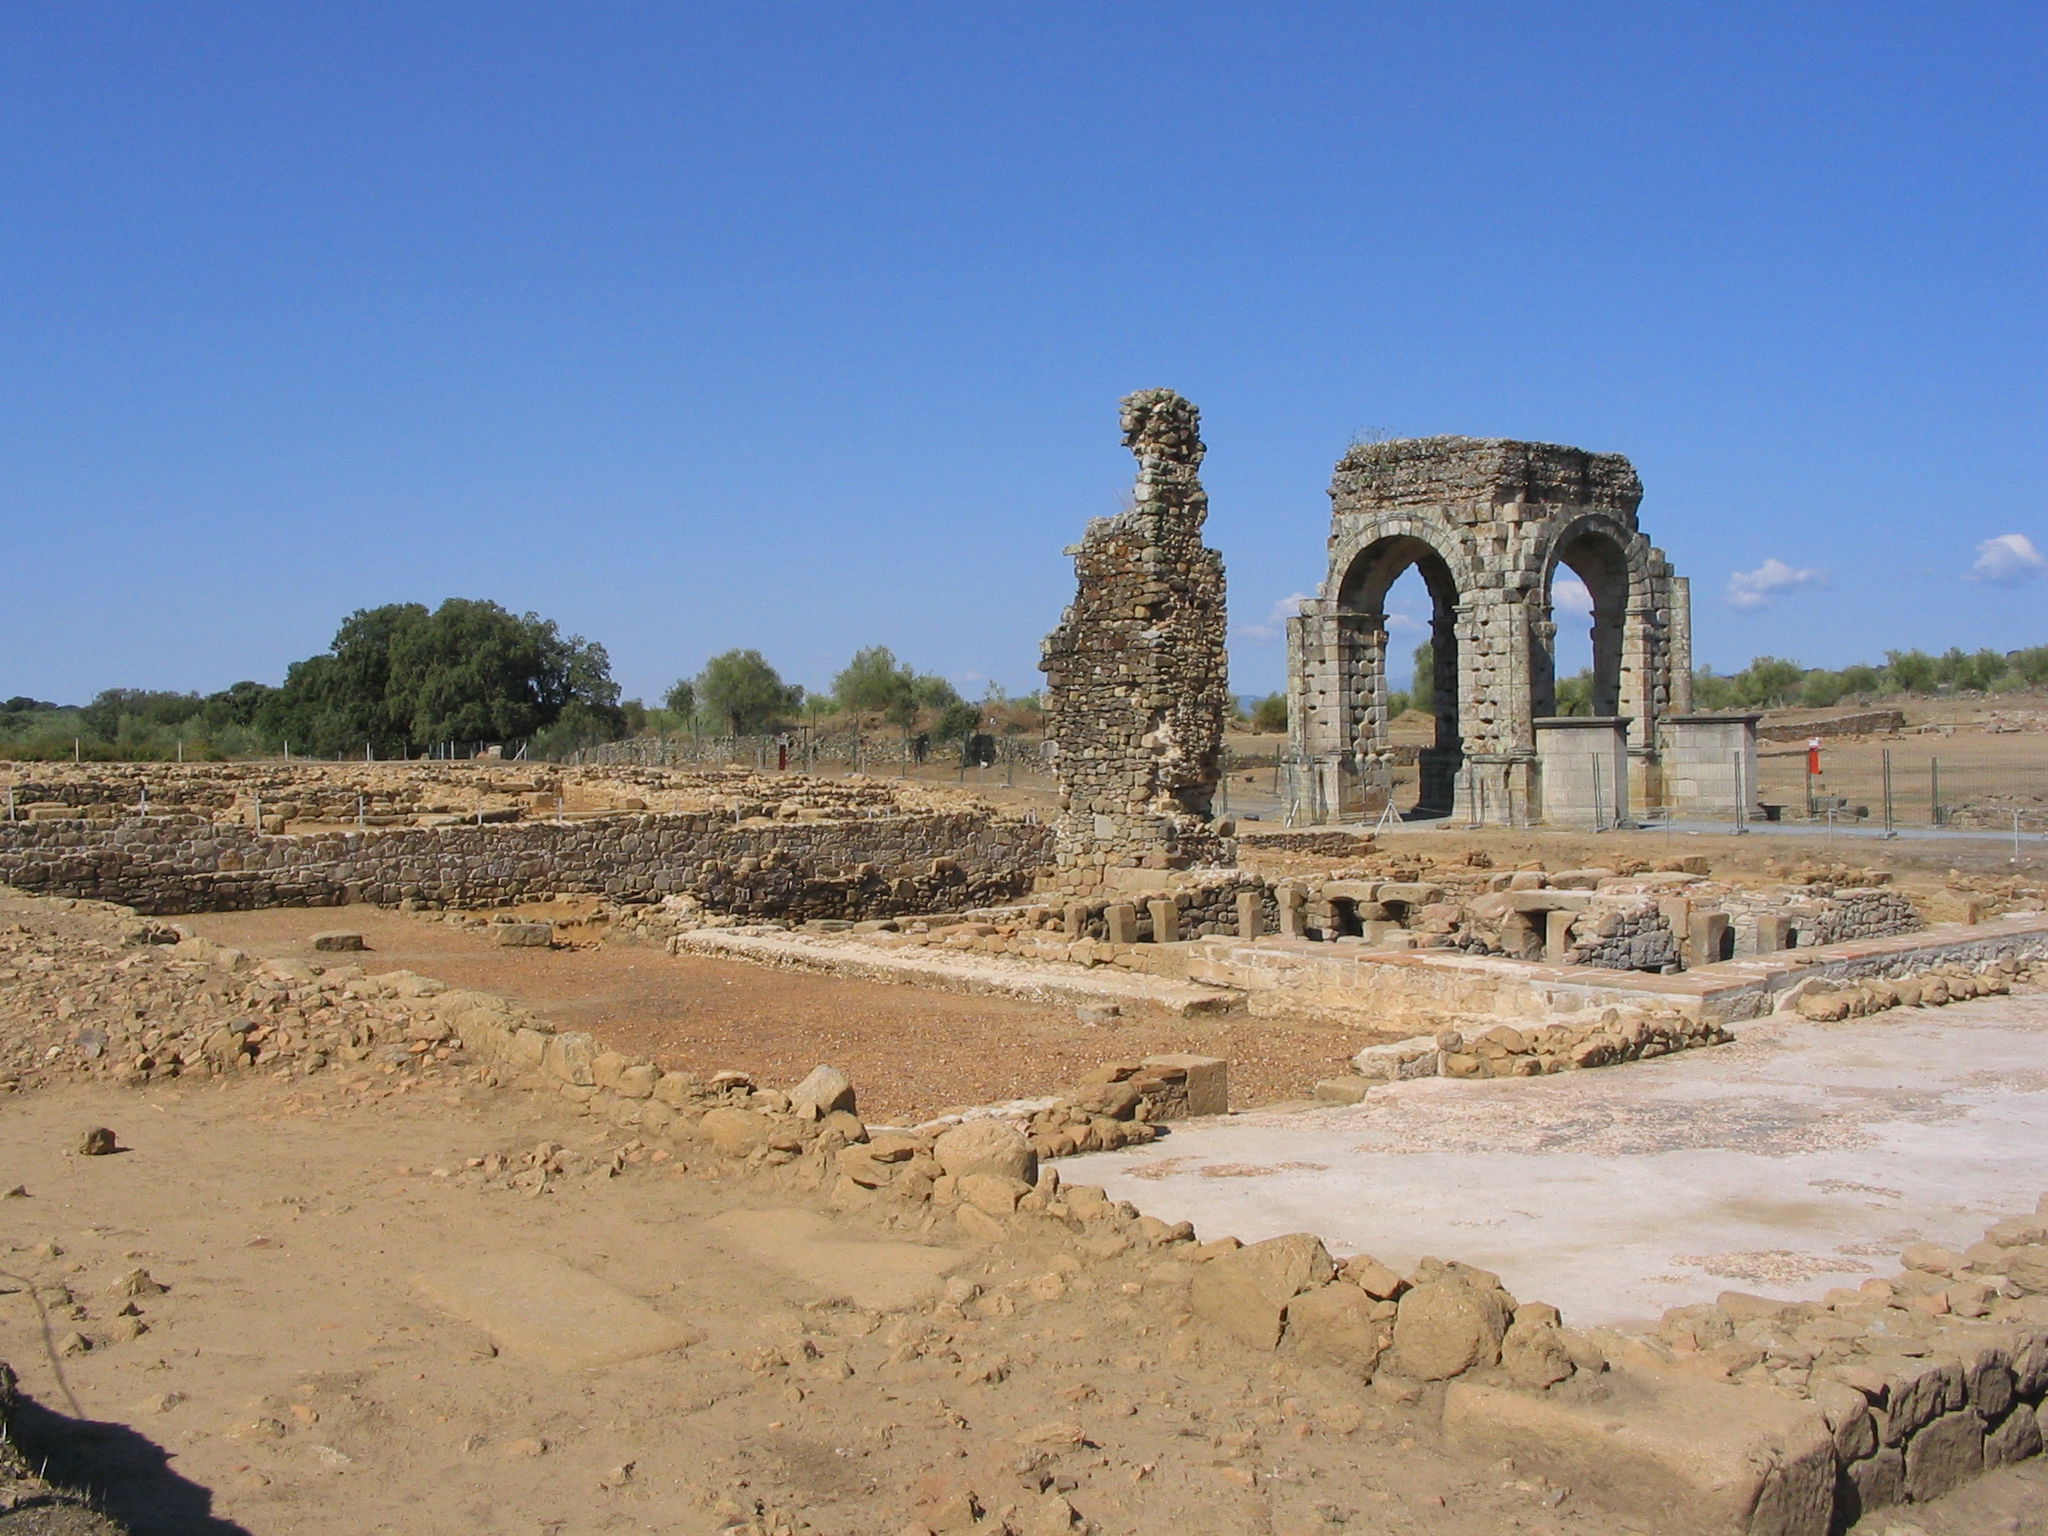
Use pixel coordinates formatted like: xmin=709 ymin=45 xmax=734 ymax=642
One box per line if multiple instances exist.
xmin=5 ymin=903 xmax=2048 ymax=1533
xmin=172 ymin=909 xmax=1373 ymax=1125
xmin=0 ymin=1073 xmax=1664 ymax=1536
xmin=10 ymin=1071 xmax=2040 ymax=1536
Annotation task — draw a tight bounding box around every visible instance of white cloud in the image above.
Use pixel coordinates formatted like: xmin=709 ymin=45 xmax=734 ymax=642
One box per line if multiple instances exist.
xmin=1553 ymin=576 xmax=1593 ymax=615
xmin=1727 ymin=557 xmax=1827 ymax=610
xmin=1968 ymin=533 xmax=2046 ymax=586
xmin=1385 ymin=611 xmax=1425 ymax=635
xmin=1235 ymin=592 xmax=1312 ymax=642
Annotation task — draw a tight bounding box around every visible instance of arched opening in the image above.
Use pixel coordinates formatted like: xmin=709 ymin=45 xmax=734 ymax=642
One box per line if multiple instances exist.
xmin=1337 ymin=535 xmax=1462 ymax=817
xmin=1535 ymin=526 xmax=1633 ymax=721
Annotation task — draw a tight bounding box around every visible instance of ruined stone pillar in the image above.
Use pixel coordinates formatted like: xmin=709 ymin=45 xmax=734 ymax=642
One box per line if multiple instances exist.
xmin=1667 ymin=576 xmax=1695 ymax=715
xmin=1041 ymin=390 xmax=1228 ymax=888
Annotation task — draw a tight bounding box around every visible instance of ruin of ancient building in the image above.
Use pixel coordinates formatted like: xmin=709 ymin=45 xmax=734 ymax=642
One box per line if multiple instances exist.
xmin=1286 ymin=435 xmax=1754 ymax=827
xmin=1039 ymin=389 xmax=1228 ymax=885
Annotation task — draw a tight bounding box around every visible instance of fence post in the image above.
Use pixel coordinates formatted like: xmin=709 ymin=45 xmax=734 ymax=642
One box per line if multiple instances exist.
xmin=1732 ymin=751 xmax=1747 ymax=836
xmin=1881 ymin=749 xmax=1895 ymax=838
xmin=1931 ymin=757 xmax=1942 ymax=827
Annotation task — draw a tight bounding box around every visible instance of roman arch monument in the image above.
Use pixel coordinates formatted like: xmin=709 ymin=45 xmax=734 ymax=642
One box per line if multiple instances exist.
xmin=1286 ymin=435 xmax=1750 ymax=827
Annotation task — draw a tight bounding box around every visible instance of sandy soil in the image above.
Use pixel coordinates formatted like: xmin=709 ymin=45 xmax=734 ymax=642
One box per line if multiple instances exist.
xmin=0 ymin=1074 xmax=1646 ymax=1536
xmin=172 ymin=909 xmax=1372 ymax=1124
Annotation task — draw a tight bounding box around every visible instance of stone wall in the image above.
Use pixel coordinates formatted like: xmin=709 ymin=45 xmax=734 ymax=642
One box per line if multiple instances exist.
xmin=1563 ymin=900 xmax=1682 ymax=971
xmin=1039 ymin=390 xmax=1229 ymax=888
xmin=0 ymin=809 xmax=1053 ymax=920
xmin=1758 ymin=710 xmax=1906 ymax=743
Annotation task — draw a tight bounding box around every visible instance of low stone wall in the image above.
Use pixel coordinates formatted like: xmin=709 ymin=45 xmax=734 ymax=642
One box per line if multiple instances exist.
xmin=0 ymin=809 xmax=1053 ymax=920
xmin=1758 ymin=710 xmax=1906 ymax=743
xmin=1236 ymin=828 xmax=1376 ymax=858
xmin=1563 ymin=900 xmax=1682 ymax=971
xmin=1793 ymin=887 xmax=1921 ymax=946
xmin=1347 ymin=1004 xmax=1733 ymax=1087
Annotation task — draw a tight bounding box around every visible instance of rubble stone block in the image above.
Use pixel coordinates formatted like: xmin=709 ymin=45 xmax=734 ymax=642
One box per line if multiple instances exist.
xmin=1140 ymin=1054 xmax=1227 ymax=1116
xmin=1391 ymin=1272 xmax=1509 ymax=1381
xmin=1189 ymin=1233 xmax=1334 ymax=1349
xmin=1904 ymin=1410 xmax=1983 ymax=1502
xmin=1444 ymin=1373 xmax=1836 ymax=1536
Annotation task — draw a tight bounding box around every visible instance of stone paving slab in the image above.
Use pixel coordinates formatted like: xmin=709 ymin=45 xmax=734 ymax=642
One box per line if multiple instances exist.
xmin=1069 ymin=991 xmax=2048 ymax=1327
xmin=673 ymin=929 xmax=1245 ymax=1016
xmin=414 ymin=1252 xmax=702 ymax=1370
xmin=698 ymin=1207 xmax=970 ymax=1311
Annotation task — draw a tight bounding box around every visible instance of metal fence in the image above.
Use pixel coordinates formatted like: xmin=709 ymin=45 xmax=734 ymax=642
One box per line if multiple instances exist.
xmin=1751 ymin=749 xmax=2048 ymax=837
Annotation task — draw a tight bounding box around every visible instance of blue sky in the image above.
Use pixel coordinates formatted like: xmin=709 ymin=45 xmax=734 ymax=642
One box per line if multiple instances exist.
xmin=4 ymin=2 xmax=2043 ymax=707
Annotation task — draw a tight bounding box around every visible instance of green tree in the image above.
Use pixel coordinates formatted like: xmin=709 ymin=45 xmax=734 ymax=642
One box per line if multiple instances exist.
xmin=698 ymin=649 xmax=802 ymax=735
xmin=912 ymin=673 xmax=963 ymax=713
xmin=1250 ymin=693 xmax=1288 ymax=733
xmin=260 ymin=599 xmax=619 ymax=755
xmin=1799 ymin=670 xmax=1846 ymax=709
xmin=1885 ymin=649 xmax=1936 ymax=694
xmin=1837 ymin=664 xmax=1883 ymax=698
xmin=1555 ymin=670 xmax=1594 ymax=716
xmin=662 ymin=678 xmax=696 ymax=719
xmin=1735 ymin=656 xmax=1804 ymax=709
xmin=933 ymin=701 xmax=981 ymax=743
xmin=833 ymin=646 xmax=917 ymax=725
xmin=2010 ymin=647 xmax=2048 ymax=687
xmin=1410 ymin=640 xmax=1435 ymax=711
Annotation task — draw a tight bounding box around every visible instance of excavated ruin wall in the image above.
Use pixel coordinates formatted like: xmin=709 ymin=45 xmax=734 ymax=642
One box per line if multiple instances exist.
xmin=0 ymin=811 xmax=1054 ymax=919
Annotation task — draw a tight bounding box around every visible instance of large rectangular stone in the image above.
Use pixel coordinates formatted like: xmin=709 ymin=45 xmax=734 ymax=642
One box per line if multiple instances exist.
xmin=1142 ymin=1054 xmax=1227 ymax=1116
xmin=415 ymin=1252 xmax=701 ymax=1371
xmin=1444 ymin=1372 xmax=1835 ymax=1536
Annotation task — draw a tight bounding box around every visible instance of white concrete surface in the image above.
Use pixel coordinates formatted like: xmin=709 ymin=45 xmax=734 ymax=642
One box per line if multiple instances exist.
xmin=1071 ymin=991 xmax=2048 ymax=1328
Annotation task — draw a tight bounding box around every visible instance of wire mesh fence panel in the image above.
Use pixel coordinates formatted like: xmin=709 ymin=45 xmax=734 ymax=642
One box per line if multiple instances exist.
xmin=1750 ymin=747 xmax=2048 ymax=833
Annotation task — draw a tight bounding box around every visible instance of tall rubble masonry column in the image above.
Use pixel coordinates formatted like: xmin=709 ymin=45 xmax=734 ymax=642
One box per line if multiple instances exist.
xmin=1039 ymin=389 xmax=1229 ymax=890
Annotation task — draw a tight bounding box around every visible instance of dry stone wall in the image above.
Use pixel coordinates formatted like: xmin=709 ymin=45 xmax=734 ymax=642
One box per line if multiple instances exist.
xmin=0 ymin=809 xmax=1052 ymax=920
xmin=1040 ymin=390 xmax=1229 ymax=888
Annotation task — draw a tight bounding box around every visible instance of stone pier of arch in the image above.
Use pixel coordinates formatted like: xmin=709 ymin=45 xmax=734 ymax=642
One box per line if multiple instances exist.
xmin=1285 ymin=435 xmax=1747 ymax=828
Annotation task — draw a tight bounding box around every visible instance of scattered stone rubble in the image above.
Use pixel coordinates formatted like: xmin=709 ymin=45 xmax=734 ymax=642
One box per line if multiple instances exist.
xmin=1040 ymin=390 xmax=1229 ymax=887
xmin=1346 ymin=1006 xmax=1735 ymax=1087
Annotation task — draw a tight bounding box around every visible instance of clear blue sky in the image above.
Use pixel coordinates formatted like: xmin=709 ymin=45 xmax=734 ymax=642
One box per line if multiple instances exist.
xmin=5 ymin=2 xmax=2043 ymax=707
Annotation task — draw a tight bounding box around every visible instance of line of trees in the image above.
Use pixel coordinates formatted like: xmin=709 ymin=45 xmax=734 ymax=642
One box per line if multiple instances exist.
xmin=1 ymin=599 xmax=623 ymax=761
xmin=1231 ymin=641 xmax=2048 ymax=734
xmin=650 ymin=646 xmax=1032 ymax=746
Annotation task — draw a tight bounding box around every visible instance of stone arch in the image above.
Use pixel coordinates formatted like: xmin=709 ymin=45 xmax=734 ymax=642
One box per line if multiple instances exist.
xmin=1330 ymin=531 xmax=1469 ymax=814
xmin=1533 ymin=512 xmax=1661 ymax=751
xmin=1532 ymin=514 xmax=1637 ymax=718
xmin=1288 ymin=434 xmax=1691 ymax=827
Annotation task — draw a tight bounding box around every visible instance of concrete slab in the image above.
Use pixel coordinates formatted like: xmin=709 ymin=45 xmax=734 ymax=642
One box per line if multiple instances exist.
xmin=415 ymin=1252 xmax=701 ymax=1370
xmin=698 ymin=1207 xmax=969 ymax=1311
xmin=1070 ymin=991 xmax=2048 ymax=1328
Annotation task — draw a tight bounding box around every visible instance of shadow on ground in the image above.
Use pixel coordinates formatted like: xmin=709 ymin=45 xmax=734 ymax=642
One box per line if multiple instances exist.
xmin=9 ymin=1391 xmax=250 ymax=1536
